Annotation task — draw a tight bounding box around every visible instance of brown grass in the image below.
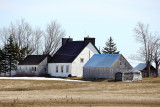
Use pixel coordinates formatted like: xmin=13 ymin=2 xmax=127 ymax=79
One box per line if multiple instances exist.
xmin=0 ymin=78 xmax=160 ymax=106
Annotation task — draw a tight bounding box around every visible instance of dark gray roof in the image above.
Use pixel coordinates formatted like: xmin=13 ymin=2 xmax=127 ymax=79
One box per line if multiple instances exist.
xmin=49 ymin=41 xmax=100 ymax=63
xmin=133 ymin=63 xmax=155 ymax=71
xmin=18 ymin=55 xmax=49 ymax=65
xmin=133 ymin=63 xmax=147 ymax=71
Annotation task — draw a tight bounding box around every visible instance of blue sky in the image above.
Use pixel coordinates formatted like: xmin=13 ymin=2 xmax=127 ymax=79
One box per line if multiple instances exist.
xmin=0 ymin=0 xmax=160 ymax=67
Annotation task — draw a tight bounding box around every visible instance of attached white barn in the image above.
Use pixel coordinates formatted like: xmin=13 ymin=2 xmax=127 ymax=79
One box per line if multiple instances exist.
xmin=17 ymin=55 xmax=51 ymax=76
xmin=83 ymin=54 xmax=132 ymax=79
xmin=48 ymin=37 xmax=100 ymax=77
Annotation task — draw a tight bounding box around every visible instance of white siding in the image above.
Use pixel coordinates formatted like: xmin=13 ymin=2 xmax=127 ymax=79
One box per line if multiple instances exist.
xmin=48 ymin=63 xmax=72 ymax=77
xmin=48 ymin=42 xmax=99 ymax=77
xmin=17 ymin=57 xmax=48 ymax=76
xmin=17 ymin=65 xmax=38 ymax=75
xmin=71 ymin=42 xmax=99 ymax=77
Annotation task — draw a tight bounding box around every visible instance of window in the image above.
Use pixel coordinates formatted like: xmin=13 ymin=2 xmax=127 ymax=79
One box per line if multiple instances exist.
xmin=35 ymin=67 xmax=36 ymax=71
xmin=20 ymin=67 xmax=21 ymax=70
xmin=80 ymin=58 xmax=84 ymax=63
xmin=120 ymin=61 xmax=122 ymax=65
xmin=56 ymin=65 xmax=58 ymax=73
xmin=61 ymin=65 xmax=63 ymax=73
xmin=44 ymin=68 xmax=46 ymax=71
xmin=66 ymin=65 xmax=69 ymax=73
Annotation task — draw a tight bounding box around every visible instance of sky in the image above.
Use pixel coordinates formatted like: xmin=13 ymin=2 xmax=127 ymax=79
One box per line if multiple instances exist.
xmin=0 ymin=0 xmax=160 ymax=67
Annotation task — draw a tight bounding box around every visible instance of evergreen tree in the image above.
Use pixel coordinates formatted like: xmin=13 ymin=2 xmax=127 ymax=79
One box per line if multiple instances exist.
xmin=0 ymin=48 xmax=2 ymax=73
xmin=0 ymin=35 xmax=31 ymax=76
xmin=1 ymin=36 xmax=17 ymax=76
xmin=102 ymin=36 xmax=119 ymax=54
xmin=7 ymin=36 xmax=17 ymax=76
xmin=1 ymin=44 xmax=9 ymax=74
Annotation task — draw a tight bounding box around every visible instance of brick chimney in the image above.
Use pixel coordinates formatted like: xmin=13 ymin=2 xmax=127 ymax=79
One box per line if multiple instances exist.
xmin=84 ymin=37 xmax=95 ymax=46
xmin=62 ymin=38 xmax=73 ymax=46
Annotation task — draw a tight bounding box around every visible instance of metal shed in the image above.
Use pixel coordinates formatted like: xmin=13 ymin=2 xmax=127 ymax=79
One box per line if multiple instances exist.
xmin=115 ymin=70 xmax=142 ymax=81
xmin=83 ymin=54 xmax=132 ymax=79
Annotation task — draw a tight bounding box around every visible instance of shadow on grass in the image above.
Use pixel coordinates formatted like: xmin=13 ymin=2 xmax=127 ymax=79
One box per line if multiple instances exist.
xmin=64 ymin=77 xmax=120 ymax=82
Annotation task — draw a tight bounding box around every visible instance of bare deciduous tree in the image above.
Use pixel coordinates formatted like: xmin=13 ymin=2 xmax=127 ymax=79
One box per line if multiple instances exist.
xmin=152 ymin=36 xmax=160 ymax=77
xmin=16 ymin=19 xmax=33 ymax=52
xmin=43 ymin=21 xmax=65 ymax=56
xmin=33 ymin=27 xmax=43 ymax=55
xmin=0 ymin=19 xmax=66 ymax=57
xmin=0 ymin=19 xmax=34 ymax=55
xmin=134 ymin=22 xmax=154 ymax=77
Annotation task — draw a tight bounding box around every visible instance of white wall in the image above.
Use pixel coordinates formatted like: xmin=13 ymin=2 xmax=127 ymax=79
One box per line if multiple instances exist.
xmin=48 ymin=63 xmax=72 ymax=77
xmin=17 ymin=57 xmax=48 ymax=76
xmin=48 ymin=42 xmax=99 ymax=77
xmin=17 ymin=65 xmax=38 ymax=75
xmin=71 ymin=42 xmax=99 ymax=77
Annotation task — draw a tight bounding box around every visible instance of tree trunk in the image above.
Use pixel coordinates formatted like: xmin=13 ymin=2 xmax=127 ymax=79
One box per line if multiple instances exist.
xmin=155 ymin=63 xmax=159 ymax=77
xmin=147 ymin=62 xmax=151 ymax=77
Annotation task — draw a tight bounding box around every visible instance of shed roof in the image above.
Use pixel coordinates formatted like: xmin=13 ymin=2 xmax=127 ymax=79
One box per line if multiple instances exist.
xmin=49 ymin=41 xmax=100 ymax=63
xmin=133 ymin=63 xmax=146 ymax=71
xmin=18 ymin=55 xmax=49 ymax=65
xmin=83 ymin=54 xmax=121 ymax=67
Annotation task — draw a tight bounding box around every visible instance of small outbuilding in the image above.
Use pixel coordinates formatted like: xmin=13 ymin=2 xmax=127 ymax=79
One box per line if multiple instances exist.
xmin=133 ymin=63 xmax=156 ymax=77
xmin=83 ymin=54 xmax=132 ymax=79
xmin=115 ymin=70 xmax=142 ymax=81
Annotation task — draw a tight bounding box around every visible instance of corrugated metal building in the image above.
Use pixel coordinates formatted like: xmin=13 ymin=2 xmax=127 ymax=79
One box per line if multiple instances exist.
xmin=83 ymin=54 xmax=132 ymax=79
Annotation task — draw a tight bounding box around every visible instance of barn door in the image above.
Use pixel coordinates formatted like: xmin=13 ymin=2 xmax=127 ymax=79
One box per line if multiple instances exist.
xmin=115 ymin=72 xmax=122 ymax=81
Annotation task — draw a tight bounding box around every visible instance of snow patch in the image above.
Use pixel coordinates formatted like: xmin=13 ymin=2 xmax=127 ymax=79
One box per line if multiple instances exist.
xmin=0 ymin=77 xmax=89 ymax=82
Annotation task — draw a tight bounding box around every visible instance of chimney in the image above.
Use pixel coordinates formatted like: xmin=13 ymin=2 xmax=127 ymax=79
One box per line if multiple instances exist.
xmin=62 ymin=38 xmax=73 ymax=46
xmin=84 ymin=37 xmax=95 ymax=46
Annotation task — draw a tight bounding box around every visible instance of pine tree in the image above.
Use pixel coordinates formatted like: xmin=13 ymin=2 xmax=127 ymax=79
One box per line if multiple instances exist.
xmin=102 ymin=36 xmax=120 ymax=54
xmin=0 ymin=48 xmax=2 ymax=73
xmin=1 ymin=44 xmax=9 ymax=74
xmin=0 ymin=35 xmax=32 ymax=76
xmin=1 ymin=36 xmax=17 ymax=76
xmin=7 ymin=36 xmax=18 ymax=76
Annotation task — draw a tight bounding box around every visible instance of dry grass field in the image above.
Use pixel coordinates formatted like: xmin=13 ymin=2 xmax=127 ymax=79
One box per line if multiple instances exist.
xmin=0 ymin=78 xmax=160 ymax=107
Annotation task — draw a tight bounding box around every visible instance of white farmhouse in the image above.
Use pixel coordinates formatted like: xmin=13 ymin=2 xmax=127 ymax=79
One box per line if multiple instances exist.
xmin=48 ymin=37 xmax=100 ymax=77
xmin=17 ymin=55 xmax=51 ymax=76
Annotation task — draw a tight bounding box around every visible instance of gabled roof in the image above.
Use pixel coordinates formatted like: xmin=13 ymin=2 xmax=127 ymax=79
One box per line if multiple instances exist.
xmin=18 ymin=55 xmax=49 ymax=65
xmin=133 ymin=63 xmax=147 ymax=71
xmin=50 ymin=41 xmax=100 ymax=63
xmin=83 ymin=54 xmax=121 ymax=67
